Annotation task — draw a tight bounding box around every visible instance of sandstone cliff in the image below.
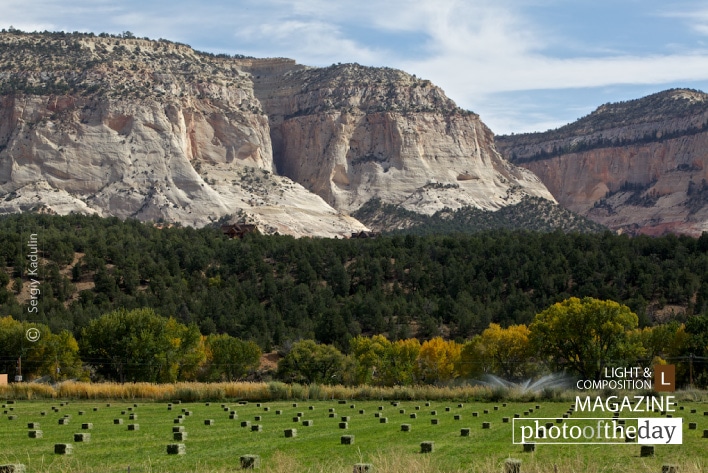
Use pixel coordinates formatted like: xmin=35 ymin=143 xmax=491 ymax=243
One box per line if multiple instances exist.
xmin=0 ymin=32 xmax=365 ymax=237
xmin=0 ymin=31 xmax=555 ymax=236
xmin=497 ymin=89 xmax=708 ymax=236
xmin=248 ymin=62 xmax=554 ymax=215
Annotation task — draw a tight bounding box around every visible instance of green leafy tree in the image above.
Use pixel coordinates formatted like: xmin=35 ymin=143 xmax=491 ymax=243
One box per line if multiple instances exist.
xmin=529 ymin=297 xmax=642 ymax=380
xmin=81 ymin=308 xmax=205 ymax=382
xmin=0 ymin=316 xmax=85 ymax=380
xmin=204 ymin=333 xmax=261 ymax=381
xmin=277 ymin=339 xmax=346 ymax=384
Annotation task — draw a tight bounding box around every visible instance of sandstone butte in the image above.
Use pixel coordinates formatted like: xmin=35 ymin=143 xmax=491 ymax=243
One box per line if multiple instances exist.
xmin=0 ymin=31 xmax=553 ymax=237
xmin=497 ymin=89 xmax=708 ymax=237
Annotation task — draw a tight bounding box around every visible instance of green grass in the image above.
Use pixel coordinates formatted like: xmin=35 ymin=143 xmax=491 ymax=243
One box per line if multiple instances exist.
xmin=0 ymin=399 xmax=706 ymax=472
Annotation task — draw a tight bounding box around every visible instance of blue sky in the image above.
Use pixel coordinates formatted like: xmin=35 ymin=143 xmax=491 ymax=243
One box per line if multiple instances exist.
xmin=4 ymin=0 xmax=708 ymax=134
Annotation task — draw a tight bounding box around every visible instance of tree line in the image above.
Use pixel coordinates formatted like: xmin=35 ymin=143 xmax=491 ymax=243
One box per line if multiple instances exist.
xmin=2 ymin=298 xmax=706 ymax=388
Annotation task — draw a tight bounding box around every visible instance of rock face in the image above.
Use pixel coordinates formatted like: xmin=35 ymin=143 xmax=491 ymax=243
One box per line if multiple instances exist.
xmin=249 ymin=62 xmax=554 ymax=215
xmin=497 ymin=89 xmax=708 ymax=236
xmin=0 ymin=32 xmax=554 ymax=236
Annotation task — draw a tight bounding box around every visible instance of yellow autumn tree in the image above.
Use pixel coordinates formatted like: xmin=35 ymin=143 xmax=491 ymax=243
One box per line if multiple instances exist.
xmin=415 ymin=337 xmax=461 ymax=384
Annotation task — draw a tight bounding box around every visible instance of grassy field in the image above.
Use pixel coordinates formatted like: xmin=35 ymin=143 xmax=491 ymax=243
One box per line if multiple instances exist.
xmin=0 ymin=398 xmax=707 ymax=472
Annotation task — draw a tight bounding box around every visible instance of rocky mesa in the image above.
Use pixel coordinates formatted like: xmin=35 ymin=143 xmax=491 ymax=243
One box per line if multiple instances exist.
xmin=497 ymin=89 xmax=708 ymax=236
xmin=0 ymin=31 xmax=555 ymax=236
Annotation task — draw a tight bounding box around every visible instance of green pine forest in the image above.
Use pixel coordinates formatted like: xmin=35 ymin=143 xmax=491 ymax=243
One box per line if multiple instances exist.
xmin=1 ymin=213 xmax=708 ymax=384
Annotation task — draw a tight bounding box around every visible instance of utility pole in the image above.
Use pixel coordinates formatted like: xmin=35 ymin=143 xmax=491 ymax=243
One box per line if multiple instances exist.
xmin=15 ymin=356 xmax=22 ymax=382
xmin=689 ymin=353 xmax=694 ymax=388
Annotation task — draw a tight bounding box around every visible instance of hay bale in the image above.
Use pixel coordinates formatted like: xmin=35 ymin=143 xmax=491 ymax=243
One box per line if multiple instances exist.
xmin=128 ymin=424 xmax=139 ymax=431
xmin=230 ymin=413 xmax=238 ymax=420
xmin=329 ymin=408 xmax=336 ymax=413
xmin=482 ymin=422 xmax=491 ymax=429
xmin=241 ymin=421 xmax=252 ymax=427
xmin=460 ymin=428 xmax=471 ymax=436
xmin=504 ymin=459 xmax=521 ymax=473
xmin=473 ymin=412 xmax=479 ymax=417
xmin=284 ymin=428 xmax=297 ymax=438
xmin=703 ymin=430 xmax=708 ymax=438
xmin=353 ymin=464 xmax=373 ymax=473
xmin=174 ymin=418 xmax=183 ymax=424
xmin=420 ymin=441 xmax=434 ymax=453
xmin=359 ymin=410 xmax=365 ymax=414
xmin=454 ymin=415 xmax=461 ymax=420
xmin=329 ymin=413 xmax=337 ymax=418
xmin=380 ymin=417 xmax=388 ymax=424
xmin=28 ymin=430 xmax=42 ymax=438
xmin=40 ymin=412 xmax=46 ymax=416
xmin=0 ymin=465 xmax=26 ymax=473
xmin=166 ymin=444 xmax=186 ymax=455
xmin=81 ymin=423 xmax=93 ymax=430
xmin=27 ymin=422 xmax=39 ymax=429
xmin=425 ymin=402 xmax=431 ymax=407
xmin=254 ymin=416 xmax=262 ymax=421
xmin=445 ymin=407 xmax=451 ymax=412
xmin=292 ymin=403 xmax=298 ymax=407
xmin=430 ymin=410 xmax=437 ymax=415
xmin=129 ymin=414 xmax=137 ymax=420
xmin=503 ymin=417 xmax=510 ymax=423
xmin=204 ymin=419 xmax=215 ymax=426
xmin=662 ymin=465 xmax=679 ymax=473
xmin=640 ymin=446 xmax=655 ymax=457
xmin=341 ymin=416 xmax=351 ymax=422
xmin=263 ymin=407 xmax=270 ymax=412
xmin=484 ymin=409 xmax=489 ymax=414
xmin=173 ymin=426 xmax=185 ymax=433
xmin=292 ymin=417 xmax=301 ymax=422
xmin=309 ymin=406 xmax=315 ymax=410
xmin=399 ymin=409 xmax=405 ymax=414
xmin=58 ymin=418 xmax=69 ymax=425
xmin=302 ymin=420 xmax=313 ymax=427
xmin=410 ymin=413 xmax=417 ymax=419
xmin=174 ymin=432 xmax=188 ymax=440
xmin=78 ymin=411 xmax=85 ymax=416
xmin=296 ymin=412 xmax=304 ymax=417
xmin=339 ymin=422 xmax=349 ymax=429
xmin=401 ymin=424 xmax=411 ymax=432
xmin=275 ymin=410 xmax=282 ymax=415
xmin=54 ymin=444 xmax=73 ymax=455
xmin=430 ymin=418 xmax=438 ymax=425
xmin=415 ymin=406 xmax=420 ymax=410
xmin=523 ymin=443 xmax=535 ymax=452
xmin=74 ymin=433 xmax=91 ymax=442
xmin=341 ymin=435 xmax=355 ymax=445
xmin=251 ymin=424 xmax=262 ymax=432
xmin=494 ymin=406 xmax=499 ymax=410
xmin=114 ymin=419 xmax=123 ymax=425
xmin=458 ymin=404 xmax=464 ymax=408
xmin=7 ymin=416 xmax=17 ymax=421
xmin=93 ymin=407 xmax=99 ymax=412
xmin=240 ymin=455 xmax=260 ymax=469
xmin=339 ymin=400 xmax=347 ymax=405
